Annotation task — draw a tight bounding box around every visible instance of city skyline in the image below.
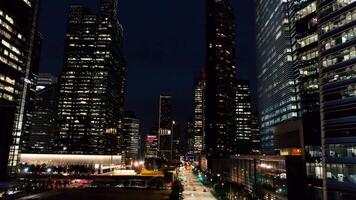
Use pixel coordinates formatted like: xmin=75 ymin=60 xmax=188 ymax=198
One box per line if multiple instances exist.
xmin=1 ymin=0 xmax=355 ymax=199
xmin=37 ymin=0 xmax=256 ymax=133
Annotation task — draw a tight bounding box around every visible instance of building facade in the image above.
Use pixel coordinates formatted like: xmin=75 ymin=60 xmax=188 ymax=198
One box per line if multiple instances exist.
xmin=228 ymin=155 xmax=306 ymax=200
xmin=256 ymin=0 xmax=298 ymax=154
xmin=158 ymin=95 xmax=173 ymax=161
xmin=27 ymin=81 xmax=58 ymax=153
xmin=0 ymin=0 xmax=40 ymax=179
xmin=205 ymin=0 xmax=237 ymax=157
xmin=235 ymin=80 xmax=254 ymax=154
xmin=122 ymin=112 xmax=140 ymax=164
xmin=251 ymin=112 xmax=261 ymax=154
xmin=193 ymin=70 xmax=206 ymax=154
xmin=145 ymin=126 xmax=159 ymax=158
xmin=318 ymin=0 xmax=356 ymax=199
xmin=55 ymin=0 xmax=125 ymax=155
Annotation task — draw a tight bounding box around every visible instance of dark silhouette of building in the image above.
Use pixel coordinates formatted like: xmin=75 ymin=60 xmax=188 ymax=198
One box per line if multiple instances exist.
xmin=251 ymin=112 xmax=261 ymax=154
xmin=205 ymin=0 xmax=237 ymax=157
xmin=20 ymin=32 xmax=43 ymax=153
xmin=122 ymin=112 xmax=140 ymax=164
xmin=158 ymin=95 xmax=173 ymax=162
xmin=0 ymin=0 xmax=40 ymax=180
xmin=27 ymin=81 xmax=58 ymax=153
xmin=55 ymin=0 xmax=125 ymax=155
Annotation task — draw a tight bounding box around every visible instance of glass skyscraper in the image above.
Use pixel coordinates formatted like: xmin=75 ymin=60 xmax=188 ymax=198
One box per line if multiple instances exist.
xmin=56 ymin=0 xmax=125 ymax=155
xmin=193 ymin=70 xmax=206 ymax=154
xmin=205 ymin=0 xmax=237 ymax=157
xmin=235 ymin=80 xmax=254 ymax=154
xmin=158 ymin=95 xmax=173 ymax=162
xmin=318 ymin=0 xmax=356 ymax=199
xmin=0 ymin=0 xmax=40 ymax=179
xmin=122 ymin=112 xmax=140 ymax=164
xmin=256 ymin=0 xmax=298 ymax=154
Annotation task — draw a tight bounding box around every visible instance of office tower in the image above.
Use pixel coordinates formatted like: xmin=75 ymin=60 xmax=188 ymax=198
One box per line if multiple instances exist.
xmin=0 ymin=0 xmax=40 ymax=179
xmin=56 ymin=0 xmax=125 ymax=155
xmin=27 ymin=81 xmax=58 ymax=153
xmin=172 ymin=120 xmax=181 ymax=161
xmin=193 ymin=70 xmax=206 ymax=154
xmin=250 ymin=112 xmax=261 ymax=154
xmin=287 ymin=1 xmax=324 ymax=198
xmin=158 ymin=95 xmax=173 ymax=161
xmin=36 ymin=73 xmax=58 ymax=91
xmin=318 ymin=1 xmax=356 ymax=199
xmin=185 ymin=119 xmax=195 ymax=155
xmin=122 ymin=112 xmax=140 ymax=164
xmin=145 ymin=126 xmax=159 ymax=158
xmin=20 ymin=32 xmax=42 ymax=153
xmin=205 ymin=0 xmax=237 ymax=157
xmin=256 ymin=0 xmax=297 ymax=154
xmin=235 ymin=80 xmax=253 ymax=154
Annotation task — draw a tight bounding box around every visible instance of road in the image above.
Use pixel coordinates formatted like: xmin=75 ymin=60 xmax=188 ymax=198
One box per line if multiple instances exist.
xmin=18 ymin=188 xmax=171 ymax=200
xmin=181 ymin=169 xmax=216 ymax=200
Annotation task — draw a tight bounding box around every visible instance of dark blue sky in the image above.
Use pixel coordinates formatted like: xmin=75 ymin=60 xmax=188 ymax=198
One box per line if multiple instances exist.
xmin=38 ymin=0 xmax=256 ymax=133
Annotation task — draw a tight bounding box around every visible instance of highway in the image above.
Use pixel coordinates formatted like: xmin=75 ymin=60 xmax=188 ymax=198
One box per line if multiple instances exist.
xmin=181 ymin=168 xmax=216 ymax=200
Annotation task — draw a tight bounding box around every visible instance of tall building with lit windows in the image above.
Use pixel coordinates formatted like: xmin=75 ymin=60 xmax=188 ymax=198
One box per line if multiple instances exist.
xmin=235 ymin=80 xmax=253 ymax=154
xmin=255 ymin=0 xmax=298 ymax=154
xmin=0 ymin=0 xmax=40 ymax=180
xmin=56 ymin=0 xmax=125 ymax=155
xmin=158 ymin=95 xmax=173 ymax=162
xmin=205 ymin=0 xmax=237 ymax=157
xmin=193 ymin=70 xmax=206 ymax=154
xmin=318 ymin=0 xmax=356 ymax=199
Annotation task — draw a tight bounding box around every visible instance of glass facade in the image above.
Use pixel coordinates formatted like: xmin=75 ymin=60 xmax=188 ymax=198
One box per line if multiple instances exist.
xmin=56 ymin=0 xmax=125 ymax=155
xmin=0 ymin=0 xmax=40 ymax=179
xmin=318 ymin=0 xmax=356 ymax=199
xmin=256 ymin=0 xmax=298 ymax=154
xmin=229 ymin=155 xmax=306 ymax=200
xmin=123 ymin=112 xmax=140 ymax=164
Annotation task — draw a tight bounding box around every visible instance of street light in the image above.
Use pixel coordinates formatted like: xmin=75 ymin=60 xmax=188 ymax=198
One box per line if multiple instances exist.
xmin=24 ymin=167 xmax=29 ymax=173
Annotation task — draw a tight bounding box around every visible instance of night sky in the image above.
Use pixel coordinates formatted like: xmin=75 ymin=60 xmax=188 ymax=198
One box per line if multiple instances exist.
xmin=38 ymin=0 xmax=256 ymax=133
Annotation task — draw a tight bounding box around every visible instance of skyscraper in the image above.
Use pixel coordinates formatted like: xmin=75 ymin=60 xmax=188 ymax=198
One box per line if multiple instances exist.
xmin=36 ymin=73 xmax=58 ymax=91
xmin=318 ymin=0 xmax=356 ymax=199
xmin=158 ymin=95 xmax=173 ymax=161
xmin=172 ymin=120 xmax=181 ymax=161
xmin=205 ymin=0 xmax=237 ymax=157
xmin=193 ymin=70 xmax=206 ymax=154
xmin=145 ymin=126 xmax=159 ymax=158
xmin=122 ymin=112 xmax=140 ymax=164
xmin=56 ymin=0 xmax=125 ymax=155
xmin=20 ymin=32 xmax=42 ymax=153
xmin=250 ymin=112 xmax=261 ymax=154
xmin=255 ymin=0 xmax=297 ymax=154
xmin=235 ymin=80 xmax=253 ymax=154
xmin=0 ymin=0 xmax=40 ymax=179
xmin=27 ymin=79 xmax=58 ymax=153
